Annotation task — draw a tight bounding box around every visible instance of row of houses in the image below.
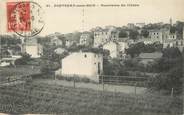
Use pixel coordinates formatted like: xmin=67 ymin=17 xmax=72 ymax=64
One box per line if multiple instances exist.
xmin=55 ymin=26 xmax=184 ymax=81
xmin=2 ymin=24 xmax=183 ymax=82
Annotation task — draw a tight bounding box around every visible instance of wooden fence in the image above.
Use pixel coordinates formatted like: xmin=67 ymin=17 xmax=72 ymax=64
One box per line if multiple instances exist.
xmin=99 ymin=75 xmax=149 ymax=87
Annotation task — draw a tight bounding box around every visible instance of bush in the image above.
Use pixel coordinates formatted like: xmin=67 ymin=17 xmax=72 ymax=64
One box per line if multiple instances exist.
xmin=15 ymin=53 xmax=31 ymax=65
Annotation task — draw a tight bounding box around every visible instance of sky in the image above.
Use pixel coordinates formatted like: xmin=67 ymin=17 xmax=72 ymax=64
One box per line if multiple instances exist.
xmin=0 ymin=0 xmax=184 ymax=36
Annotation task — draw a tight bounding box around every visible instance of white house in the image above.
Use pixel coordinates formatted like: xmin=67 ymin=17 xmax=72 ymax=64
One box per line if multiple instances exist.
xmin=93 ymin=28 xmax=119 ymax=47
xmin=22 ymin=38 xmax=43 ymax=58
xmin=127 ymin=23 xmax=135 ymax=29
xmin=50 ymin=36 xmax=63 ymax=46
xmin=79 ymin=33 xmax=93 ymax=46
xmin=56 ymin=52 xmax=103 ymax=82
xmin=65 ymin=40 xmax=74 ymax=48
xmin=54 ymin=48 xmax=66 ymax=55
xmin=136 ymin=23 xmax=145 ymax=28
xmin=103 ymin=41 xmax=119 ymax=58
xmin=102 ymin=40 xmax=128 ymax=59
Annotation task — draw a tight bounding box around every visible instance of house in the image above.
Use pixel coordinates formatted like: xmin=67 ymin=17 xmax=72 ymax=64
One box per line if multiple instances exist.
xmin=65 ymin=40 xmax=74 ymax=48
xmin=54 ymin=48 xmax=66 ymax=55
xmin=127 ymin=23 xmax=135 ymax=29
xmin=22 ymin=38 xmax=43 ymax=58
xmin=149 ymin=30 xmax=165 ymax=43
xmin=103 ymin=41 xmax=119 ymax=58
xmin=148 ymin=29 xmax=177 ymax=44
xmin=79 ymin=33 xmax=93 ymax=46
xmin=163 ymin=39 xmax=184 ymax=52
xmin=168 ymin=33 xmax=177 ymax=40
xmin=50 ymin=36 xmax=63 ymax=46
xmin=136 ymin=23 xmax=145 ymax=28
xmin=138 ymin=52 xmax=163 ymax=65
xmin=55 ymin=52 xmax=103 ymax=82
xmin=102 ymin=40 xmax=128 ymax=59
xmin=93 ymin=28 xmax=119 ymax=47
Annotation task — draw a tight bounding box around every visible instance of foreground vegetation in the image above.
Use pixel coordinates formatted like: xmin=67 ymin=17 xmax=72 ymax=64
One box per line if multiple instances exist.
xmin=0 ymin=81 xmax=182 ymax=115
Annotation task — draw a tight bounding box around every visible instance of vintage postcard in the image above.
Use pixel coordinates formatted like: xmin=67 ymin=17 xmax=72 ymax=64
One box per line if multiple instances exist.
xmin=0 ymin=0 xmax=184 ymax=114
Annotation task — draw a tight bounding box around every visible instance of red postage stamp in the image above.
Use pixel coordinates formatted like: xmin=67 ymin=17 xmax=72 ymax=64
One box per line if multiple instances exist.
xmin=7 ymin=1 xmax=31 ymax=32
xmin=6 ymin=1 xmax=44 ymax=37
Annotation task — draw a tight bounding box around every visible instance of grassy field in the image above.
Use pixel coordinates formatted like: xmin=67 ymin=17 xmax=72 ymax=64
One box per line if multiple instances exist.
xmin=0 ymin=65 xmax=40 ymax=81
xmin=0 ymin=81 xmax=182 ymax=115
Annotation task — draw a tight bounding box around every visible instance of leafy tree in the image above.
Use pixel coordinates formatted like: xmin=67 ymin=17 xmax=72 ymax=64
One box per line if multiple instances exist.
xmin=141 ymin=29 xmax=149 ymax=38
xmin=40 ymin=60 xmax=60 ymax=74
xmin=125 ymin=42 xmax=145 ymax=58
xmin=126 ymin=42 xmax=163 ymax=58
xmin=119 ymin=30 xmax=128 ymax=38
xmin=129 ymin=30 xmax=139 ymax=41
xmin=147 ymin=48 xmax=183 ymax=94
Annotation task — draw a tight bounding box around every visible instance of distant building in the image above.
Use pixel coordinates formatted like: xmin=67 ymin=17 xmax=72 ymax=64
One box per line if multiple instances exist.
xmin=56 ymin=52 xmax=103 ymax=82
xmin=94 ymin=28 xmax=119 ymax=47
xmin=148 ymin=29 xmax=174 ymax=44
xmin=50 ymin=36 xmax=63 ymax=46
xmin=136 ymin=23 xmax=145 ymax=28
xmin=127 ymin=23 xmax=135 ymax=29
xmin=103 ymin=41 xmax=119 ymax=58
xmin=138 ymin=52 xmax=163 ymax=65
xmin=163 ymin=39 xmax=184 ymax=52
xmin=102 ymin=40 xmax=128 ymax=59
xmin=149 ymin=30 xmax=165 ymax=43
xmin=22 ymin=38 xmax=43 ymax=58
xmin=79 ymin=33 xmax=93 ymax=46
xmin=54 ymin=48 xmax=66 ymax=55
xmin=168 ymin=33 xmax=177 ymax=40
xmin=65 ymin=40 xmax=74 ymax=47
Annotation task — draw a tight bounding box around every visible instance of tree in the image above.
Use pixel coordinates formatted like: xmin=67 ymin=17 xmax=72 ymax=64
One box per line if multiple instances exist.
xmin=147 ymin=47 xmax=183 ymax=94
xmin=141 ymin=29 xmax=149 ymax=38
xmin=129 ymin=30 xmax=139 ymax=41
xmin=40 ymin=60 xmax=60 ymax=74
xmin=119 ymin=30 xmax=128 ymax=38
xmin=125 ymin=42 xmax=145 ymax=58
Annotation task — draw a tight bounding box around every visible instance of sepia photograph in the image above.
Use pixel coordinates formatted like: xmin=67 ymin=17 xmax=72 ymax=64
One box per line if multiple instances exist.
xmin=0 ymin=0 xmax=184 ymax=114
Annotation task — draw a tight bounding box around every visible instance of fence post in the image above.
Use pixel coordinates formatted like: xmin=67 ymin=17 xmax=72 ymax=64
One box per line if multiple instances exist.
xmin=171 ymin=88 xmax=174 ymax=97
